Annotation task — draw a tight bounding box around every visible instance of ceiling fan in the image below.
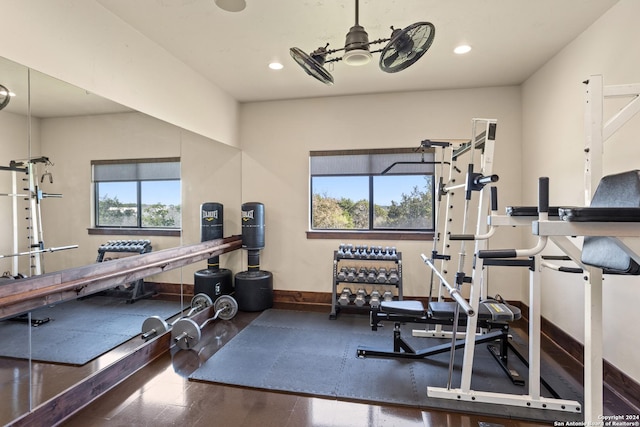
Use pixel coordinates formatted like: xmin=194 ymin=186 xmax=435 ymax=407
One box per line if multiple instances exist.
xmin=290 ymin=0 xmax=435 ymax=85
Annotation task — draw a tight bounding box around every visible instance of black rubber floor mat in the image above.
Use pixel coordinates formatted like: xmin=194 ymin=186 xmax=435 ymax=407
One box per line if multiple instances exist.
xmin=0 ymin=296 xmax=182 ymax=365
xmin=189 ymin=309 xmax=583 ymax=423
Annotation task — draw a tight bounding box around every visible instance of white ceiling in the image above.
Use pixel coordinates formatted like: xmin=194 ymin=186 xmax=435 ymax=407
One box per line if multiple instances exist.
xmin=97 ymin=0 xmax=618 ymax=103
xmin=0 ymin=0 xmax=620 ymax=118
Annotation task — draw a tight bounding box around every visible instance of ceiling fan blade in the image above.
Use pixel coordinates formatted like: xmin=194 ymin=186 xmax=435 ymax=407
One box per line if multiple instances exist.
xmin=379 ymin=22 xmax=435 ymax=73
xmin=383 ymin=50 xmax=400 ymax=68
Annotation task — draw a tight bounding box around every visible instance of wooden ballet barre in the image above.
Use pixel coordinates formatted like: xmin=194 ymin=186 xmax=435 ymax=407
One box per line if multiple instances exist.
xmin=0 ymin=235 xmax=242 ymax=321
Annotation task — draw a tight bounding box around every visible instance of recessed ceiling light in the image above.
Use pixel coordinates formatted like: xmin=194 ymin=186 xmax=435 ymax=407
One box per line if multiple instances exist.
xmin=269 ymin=62 xmax=284 ymax=70
xmin=215 ymin=0 xmax=246 ymax=12
xmin=454 ymin=45 xmax=472 ymax=55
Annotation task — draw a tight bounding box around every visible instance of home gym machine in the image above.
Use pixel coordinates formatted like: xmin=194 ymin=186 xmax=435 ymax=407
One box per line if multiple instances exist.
xmin=357 ymin=120 xmax=526 ymax=388
xmin=0 ymin=156 xmax=77 ymax=278
xmin=1 ymin=157 xmax=77 ymax=326
xmin=194 ymin=202 xmax=234 ymax=301
xmin=234 ymin=202 xmax=273 ymax=311
xmin=477 ymin=75 xmax=640 ymax=422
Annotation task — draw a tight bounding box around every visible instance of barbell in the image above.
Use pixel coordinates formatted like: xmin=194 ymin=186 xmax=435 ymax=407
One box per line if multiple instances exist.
xmin=172 ymin=294 xmax=239 ymax=350
xmin=141 ymin=293 xmax=214 ymax=340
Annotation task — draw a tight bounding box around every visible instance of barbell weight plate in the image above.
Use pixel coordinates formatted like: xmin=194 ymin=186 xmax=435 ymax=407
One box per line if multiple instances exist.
xmin=214 ymin=295 xmax=239 ymax=321
xmin=172 ymin=318 xmax=202 ymax=350
xmin=141 ymin=315 xmax=170 ymax=336
xmin=191 ymin=293 xmax=213 ymax=310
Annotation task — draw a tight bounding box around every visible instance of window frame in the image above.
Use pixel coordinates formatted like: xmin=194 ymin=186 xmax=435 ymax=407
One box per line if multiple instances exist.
xmin=308 ymin=148 xmax=436 ymax=240
xmin=90 ymin=158 xmax=181 ymax=236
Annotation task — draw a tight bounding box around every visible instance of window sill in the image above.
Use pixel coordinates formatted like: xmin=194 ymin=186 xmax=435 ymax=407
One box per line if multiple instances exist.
xmin=88 ymin=228 xmax=181 ymax=237
xmin=306 ymin=230 xmax=434 ymax=241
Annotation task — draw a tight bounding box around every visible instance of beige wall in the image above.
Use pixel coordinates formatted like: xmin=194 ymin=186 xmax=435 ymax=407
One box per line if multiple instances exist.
xmin=35 ymin=112 xmax=242 ymax=284
xmin=522 ymin=0 xmax=640 ymax=383
xmin=0 ymin=0 xmax=239 ymax=148
xmin=240 ymin=87 xmax=524 ymax=300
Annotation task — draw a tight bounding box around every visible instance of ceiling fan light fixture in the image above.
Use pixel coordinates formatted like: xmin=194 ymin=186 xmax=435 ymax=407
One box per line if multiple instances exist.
xmin=343 ymin=24 xmax=372 ymax=66
xmin=290 ymin=0 xmax=435 ymax=83
xmin=343 ymin=49 xmax=372 ymax=66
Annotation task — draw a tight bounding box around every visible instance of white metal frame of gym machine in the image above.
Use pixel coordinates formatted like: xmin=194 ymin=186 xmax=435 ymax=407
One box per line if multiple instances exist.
xmin=414 ymin=118 xmax=498 ymax=341
xmin=440 ymin=75 xmax=640 ymax=420
xmin=531 ymin=75 xmax=640 ymax=422
xmin=426 ymin=118 xmax=584 ymax=412
xmin=0 ymin=158 xmax=76 ymax=277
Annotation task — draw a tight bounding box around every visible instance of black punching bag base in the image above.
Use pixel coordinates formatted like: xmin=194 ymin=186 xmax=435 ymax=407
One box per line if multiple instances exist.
xmin=194 ymin=268 xmax=234 ymax=300
xmin=234 ymin=270 xmax=273 ymax=312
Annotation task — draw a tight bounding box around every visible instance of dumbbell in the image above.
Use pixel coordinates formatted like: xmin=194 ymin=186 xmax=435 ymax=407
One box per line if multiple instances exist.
xmin=359 ymin=245 xmax=369 ymax=259
xmin=369 ymin=290 xmax=381 ymax=308
xmin=338 ymin=288 xmax=352 ymax=305
xmin=376 ymin=267 xmax=388 ymax=283
xmin=388 ymin=268 xmax=399 ymax=284
xmin=337 ymin=243 xmax=346 ymax=258
xmin=357 ymin=267 xmax=368 ymax=282
xmin=354 ymin=289 xmax=367 ymax=306
xmin=344 ymin=244 xmax=354 ymax=258
xmin=382 ymin=290 xmax=394 ymax=302
xmin=337 ymin=266 xmax=349 ymax=281
xmin=346 ymin=267 xmax=357 ymax=282
xmin=366 ymin=268 xmax=377 ymax=283
xmin=141 ymin=293 xmax=214 ymax=340
xmin=353 ymin=245 xmax=361 ymax=258
xmin=172 ymin=294 xmax=239 ymax=350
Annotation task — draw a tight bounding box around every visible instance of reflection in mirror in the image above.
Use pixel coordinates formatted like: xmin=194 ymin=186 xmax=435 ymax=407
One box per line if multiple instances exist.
xmin=0 ymin=56 xmax=241 ymax=426
xmin=0 ymin=56 xmax=31 ymax=423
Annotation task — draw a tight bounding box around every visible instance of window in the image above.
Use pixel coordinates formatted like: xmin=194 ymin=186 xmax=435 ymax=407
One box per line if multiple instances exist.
xmin=92 ymin=158 xmax=181 ymax=229
xmin=310 ymin=149 xmax=435 ymax=232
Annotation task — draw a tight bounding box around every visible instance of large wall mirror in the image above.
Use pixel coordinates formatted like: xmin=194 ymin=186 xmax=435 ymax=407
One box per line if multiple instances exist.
xmin=0 ymin=56 xmax=242 ymax=424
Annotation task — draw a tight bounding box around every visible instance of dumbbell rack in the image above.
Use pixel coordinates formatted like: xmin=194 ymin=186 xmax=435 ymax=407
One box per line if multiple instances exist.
xmin=330 ymin=245 xmax=403 ymax=320
xmin=95 ymin=240 xmax=154 ymax=303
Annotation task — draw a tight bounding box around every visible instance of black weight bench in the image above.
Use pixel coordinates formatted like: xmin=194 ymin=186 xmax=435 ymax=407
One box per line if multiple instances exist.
xmin=357 ymin=299 xmax=527 ymax=385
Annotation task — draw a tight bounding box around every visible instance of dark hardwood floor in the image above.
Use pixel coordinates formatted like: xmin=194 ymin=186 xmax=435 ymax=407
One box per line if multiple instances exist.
xmin=53 ymin=309 xmax=636 ymax=427
xmin=1 ymin=305 xmax=636 ymax=426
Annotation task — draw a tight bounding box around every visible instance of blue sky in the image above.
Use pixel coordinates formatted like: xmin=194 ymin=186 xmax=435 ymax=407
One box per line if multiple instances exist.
xmin=98 ymin=181 xmax=181 ymax=205
xmin=312 ymin=175 xmax=429 ymax=205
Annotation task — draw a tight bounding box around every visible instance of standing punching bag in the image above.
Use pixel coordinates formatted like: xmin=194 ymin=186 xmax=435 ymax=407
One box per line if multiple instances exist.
xmin=234 ymin=202 xmax=273 ymax=311
xmin=194 ymin=203 xmax=233 ymax=300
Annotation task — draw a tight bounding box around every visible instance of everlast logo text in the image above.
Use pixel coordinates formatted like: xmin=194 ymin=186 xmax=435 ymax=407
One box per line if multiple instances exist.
xmin=241 ymin=210 xmax=254 ymax=221
xmin=202 ymin=210 xmax=219 ymax=222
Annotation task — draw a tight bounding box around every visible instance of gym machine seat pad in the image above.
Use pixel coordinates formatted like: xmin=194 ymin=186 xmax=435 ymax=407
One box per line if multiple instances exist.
xmin=580 ymin=170 xmax=640 ymax=274
xmin=505 ymin=206 xmax=562 ymax=217
xmin=557 ymin=206 xmax=640 ymax=222
xmin=380 ymin=300 xmax=521 ymax=322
